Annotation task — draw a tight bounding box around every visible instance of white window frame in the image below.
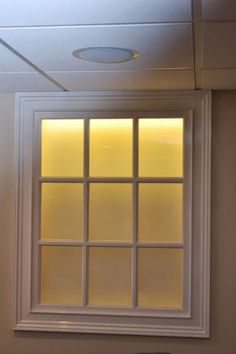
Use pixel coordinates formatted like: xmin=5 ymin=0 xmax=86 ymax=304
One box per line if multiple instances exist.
xmin=13 ymin=91 xmax=211 ymax=337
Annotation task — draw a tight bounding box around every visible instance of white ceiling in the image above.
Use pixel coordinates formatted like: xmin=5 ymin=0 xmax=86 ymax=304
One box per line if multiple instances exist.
xmin=0 ymin=0 xmax=235 ymax=92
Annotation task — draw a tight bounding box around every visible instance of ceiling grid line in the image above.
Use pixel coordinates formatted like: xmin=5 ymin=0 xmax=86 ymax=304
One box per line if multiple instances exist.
xmin=0 ymin=38 xmax=68 ymax=91
xmin=0 ymin=21 xmax=193 ymax=30
xmin=191 ymin=0 xmax=203 ymax=89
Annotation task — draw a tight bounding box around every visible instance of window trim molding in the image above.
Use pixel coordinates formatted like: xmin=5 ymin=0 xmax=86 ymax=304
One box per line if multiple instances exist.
xmin=13 ymin=90 xmax=211 ymax=337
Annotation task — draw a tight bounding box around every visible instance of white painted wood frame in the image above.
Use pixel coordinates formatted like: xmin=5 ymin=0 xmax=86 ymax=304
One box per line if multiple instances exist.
xmin=13 ymin=90 xmax=211 ymax=337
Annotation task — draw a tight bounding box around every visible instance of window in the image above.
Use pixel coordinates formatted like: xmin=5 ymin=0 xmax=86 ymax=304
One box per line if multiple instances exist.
xmin=14 ymin=91 xmax=211 ymax=337
xmin=39 ymin=116 xmax=187 ymax=311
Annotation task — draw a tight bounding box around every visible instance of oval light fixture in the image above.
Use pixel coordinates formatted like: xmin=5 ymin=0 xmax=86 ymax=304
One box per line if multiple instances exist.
xmin=72 ymin=47 xmax=139 ymax=64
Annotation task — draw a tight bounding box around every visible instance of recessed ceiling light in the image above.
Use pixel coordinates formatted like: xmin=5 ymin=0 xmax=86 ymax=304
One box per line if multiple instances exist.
xmin=72 ymin=47 xmax=139 ymax=64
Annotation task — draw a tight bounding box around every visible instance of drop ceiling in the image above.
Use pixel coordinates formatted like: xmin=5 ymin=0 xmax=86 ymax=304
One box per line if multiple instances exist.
xmin=0 ymin=0 xmax=235 ymax=92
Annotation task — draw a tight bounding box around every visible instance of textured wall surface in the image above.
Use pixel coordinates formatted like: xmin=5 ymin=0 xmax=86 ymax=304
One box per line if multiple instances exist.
xmin=0 ymin=91 xmax=235 ymax=354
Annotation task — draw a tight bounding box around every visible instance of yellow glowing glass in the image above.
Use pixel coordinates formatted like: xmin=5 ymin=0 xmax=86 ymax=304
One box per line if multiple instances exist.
xmin=139 ymin=118 xmax=183 ymax=177
xmin=40 ymin=246 xmax=82 ymax=304
xmin=41 ymin=119 xmax=83 ymax=177
xmin=89 ymin=183 xmax=132 ymax=242
xmin=138 ymin=248 xmax=183 ymax=308
xmin=41 ymin=183 xmax=83 ymax=240
xmin=89 ymin=119 xmax=132 ymax=176
xmin=88 ymin=247 xmax=131 ymax=306
xmin=138 ymin=183 xmax=182 ymax=242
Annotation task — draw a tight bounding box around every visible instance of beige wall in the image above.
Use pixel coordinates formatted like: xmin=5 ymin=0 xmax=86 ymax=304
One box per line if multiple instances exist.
xmin=0 ymin=91 xmax=235 ymax=354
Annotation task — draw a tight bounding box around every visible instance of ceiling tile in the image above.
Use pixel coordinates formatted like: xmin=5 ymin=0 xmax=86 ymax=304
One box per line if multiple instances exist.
xmin=0 ymin=73 xmax=61 ymax=92
xmin=48 ymin=70 xmax=194 ymax=90
xmin=203 ymin=0 xmax=236 ymax=21
xmin=202 ymin=69 xmax=236 ymax=89
xmin=203 ymin=23 xmax=236 ymax=68
xmin=0 ymin=25 xmax=194 ymax=71
xmin=0 ymin=0 xmax=192 ymax=27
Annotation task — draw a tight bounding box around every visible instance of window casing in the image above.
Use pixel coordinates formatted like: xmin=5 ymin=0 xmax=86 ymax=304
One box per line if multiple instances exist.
xmin=14 ymin=91 xmax=211 ymax=337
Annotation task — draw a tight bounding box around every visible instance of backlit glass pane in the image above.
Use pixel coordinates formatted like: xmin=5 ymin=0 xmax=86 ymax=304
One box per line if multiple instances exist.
xmin=90 ymin=119 xmax=132 ymax=176
xmin=40 ymin=246 xmax=82 ymax=304
xmin=139 ymin=183 xmax=182 ymax=242
xmin=41 ymin=119 xmax=83 ymax=177
xmin=139 ymin=118 xmax=183 ymax=177
xmin=88 ymin=247 xmax=131 ymax=306
xmin=89 ymin=183 xmax=132 ymax=242
xmin=41 ymin=183 xmax=83 ymax=240
xmin=138 ymin=248 xmax=183 ymax=308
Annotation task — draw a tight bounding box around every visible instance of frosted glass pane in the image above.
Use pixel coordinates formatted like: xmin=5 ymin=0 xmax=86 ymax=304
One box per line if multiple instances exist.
xmin=139 ymin=118 xmax=183 ymax=177
xmin=89 ymin=183 xmax=132 ymax=242
xmin=138 ymin=183 xmax=182 ymax=242
xmin=40 ymin=246 xmax=82 ymax=304
xmin=41 ymin=119 xmax=83 ymax=177
xmin=90 ymin=119 xmax=132 ymax=176
xmin=41 ymin=183 xmax=83 ymax=240
xmin=138 ymin=248 xmax=183 ymax=308
xmin=88 ymin=247 xmax=131 ymax=306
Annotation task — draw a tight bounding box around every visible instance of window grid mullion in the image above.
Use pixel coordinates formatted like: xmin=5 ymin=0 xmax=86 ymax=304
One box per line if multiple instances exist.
xmin=131 ymin=117 xmax=138 ymax=308
xmin=39 ymin=177 xmax=184 ymax=183
xmin=82 ymin=117 xmax=90 ymax=307
xmin=38 ymin=240 xmax=184 ymax=248
xmin=37 ymin=119 xmax=43 ymax=306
